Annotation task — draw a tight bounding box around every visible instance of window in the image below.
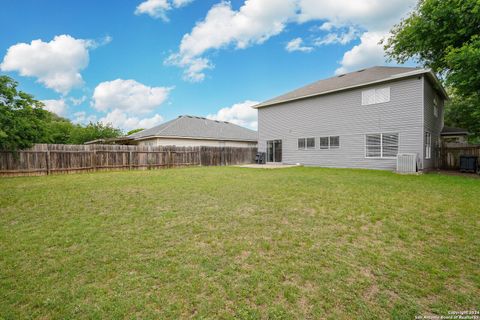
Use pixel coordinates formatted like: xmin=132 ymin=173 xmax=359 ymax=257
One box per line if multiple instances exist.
xmin=298 ymin=138 xmax=305 ymax=150
xmin=425 ymin=132 xmax=432 ymax=159
xmin=306 ymin=137 xmax=315 ymax=149
xmin=362 ymin=87 xmax=391 ymax=105
xmin=319 ymin=136 xmax=340 ymax=149
xmin=365 ymin=133 xmax=399 ymax=158
xmin=298 ymin=138 xmax=315 ymax=150
xmin=433 ymin=97 xmax=439 ymax=117
xmin=320 ymin=137 xmax=329 ymax=149
xmin=365 ymin=134 xmax=381 ymax=157
xmin=362 ymin=89 xmax=376 ymax=105
xmin=329 ymin=136 xmax=340 ymax=148
xmin=375 ymin=87 xmax=390 ymax=103
xmin=382 ymin=134 xmax=399 ymax=157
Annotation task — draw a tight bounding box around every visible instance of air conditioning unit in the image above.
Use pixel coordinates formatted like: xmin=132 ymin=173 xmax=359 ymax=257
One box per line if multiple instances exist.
xmin=396 ymin=153 xmax=419 ymax=174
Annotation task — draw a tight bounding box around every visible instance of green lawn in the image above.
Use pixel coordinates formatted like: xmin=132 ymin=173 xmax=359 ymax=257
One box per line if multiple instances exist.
xmin=0 ymin=167 xmax=479 ymax=319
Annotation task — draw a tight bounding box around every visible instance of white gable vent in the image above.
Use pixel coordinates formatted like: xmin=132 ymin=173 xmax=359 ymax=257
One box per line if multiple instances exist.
xmin=396 ymin=153 xmax=419 ymax=174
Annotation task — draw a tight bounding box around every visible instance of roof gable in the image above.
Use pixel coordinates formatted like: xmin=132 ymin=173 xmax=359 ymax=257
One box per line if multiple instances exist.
xmin=128 ymin=115 xmax=257 ymax=141
xmin=254 ymin=66 xmax=446 ymax=108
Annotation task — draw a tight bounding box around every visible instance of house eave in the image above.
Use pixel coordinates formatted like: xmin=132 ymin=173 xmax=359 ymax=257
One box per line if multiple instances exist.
xmin=133 ymin=135 xmax=258 ymax=143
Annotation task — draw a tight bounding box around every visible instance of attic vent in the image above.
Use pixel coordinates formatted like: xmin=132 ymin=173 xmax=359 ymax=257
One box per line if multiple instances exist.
xmin=338 ymin=74 xmax=345 ymax=77
xmin=214 ymin=120 xmax=220 ymax=123
xmin=357 ymin=69 xmax=366 ymax=72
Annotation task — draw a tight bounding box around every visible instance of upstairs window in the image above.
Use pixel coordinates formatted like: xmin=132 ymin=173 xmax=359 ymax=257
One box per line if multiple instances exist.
xmin=362 ymin=87 xmax=391 ymax=105
xmin=433 ymin=97 xmax=439 ymax=117
xmin=365 ymin=133 xmax=399 ymax=158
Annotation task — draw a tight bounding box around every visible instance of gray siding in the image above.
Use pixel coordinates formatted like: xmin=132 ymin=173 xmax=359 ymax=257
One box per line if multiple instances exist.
xmin=423 ymin=77 xmax=444 ymax=169
xmin=258 ymin=76 xmax=426 ymax=171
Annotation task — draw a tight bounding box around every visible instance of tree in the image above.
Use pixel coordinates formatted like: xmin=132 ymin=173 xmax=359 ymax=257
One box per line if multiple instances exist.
xmin=0 ymin=75 xmax=50 ymax=150
xmin=127 ymin=128 xmax=144 ymax=135
xmin=384 ymin=0 xmax=480 ymax=139
xmin=68 ymin=122 xmax=123 ymax=145
xmin=1 ymin=75 xmax=125 ymax=148
xmin=444 ymin=94 xmax=480 ymax=143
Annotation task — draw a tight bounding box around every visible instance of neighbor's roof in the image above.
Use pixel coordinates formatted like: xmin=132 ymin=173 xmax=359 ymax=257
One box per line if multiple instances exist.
xmin=128 ymin=115 xmax=257 ymax=141
xmin=441 ymin=126 xmax=469 ymax=136
xmin=254 ymin=66 xmax=448 ymax=108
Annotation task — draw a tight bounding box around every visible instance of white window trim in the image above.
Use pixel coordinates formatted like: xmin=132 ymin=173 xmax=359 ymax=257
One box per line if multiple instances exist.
xmin=329 ymin=136 xmax=340 ymax=149
xmin=297 ymin=138 xmax=306 ymax=150
xmin=298 ymin=137 xmax=316 ymax=150
xmin=365 ymin=132 xmax=399 ymax=159
xmin=362 ymin=87 xmax=391 ymax=106
xmin=425 ymin=132 xmax=432 ymax=160
xmin=319 ymin=136 xmax=330 ymax=150
xmin=306 ymin=137 xmax=316 ymax=149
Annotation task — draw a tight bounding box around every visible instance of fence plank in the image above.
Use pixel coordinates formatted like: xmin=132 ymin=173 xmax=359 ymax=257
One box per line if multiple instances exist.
xmin=439 ymin=145 xmax=480 ymax=170
xmin=0 ymin=144 xmax=257 ymax=177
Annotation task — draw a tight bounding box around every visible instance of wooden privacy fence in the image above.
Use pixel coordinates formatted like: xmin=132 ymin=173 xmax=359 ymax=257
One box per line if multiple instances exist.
xmin=438 ymin=144 xmax=480 ymax=170
xmin=0 ymin=144 xmax=257 ymax=176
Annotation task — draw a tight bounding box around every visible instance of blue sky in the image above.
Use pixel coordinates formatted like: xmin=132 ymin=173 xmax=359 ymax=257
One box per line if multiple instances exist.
xmin=0 ymin=0 xmax=417 ymax=131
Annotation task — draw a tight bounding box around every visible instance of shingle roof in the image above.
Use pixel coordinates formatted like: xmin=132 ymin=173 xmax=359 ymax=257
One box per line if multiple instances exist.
xmin=128 ymin=115 xmax=257 ymax=141
xmin=254 ymin=66 xmax=432 ymax=108
xmin=441 ymin=126 xmax=469 ymax=136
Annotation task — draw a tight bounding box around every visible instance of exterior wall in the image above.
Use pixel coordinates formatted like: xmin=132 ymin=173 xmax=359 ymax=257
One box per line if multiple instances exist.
xmin=258 ymin=76 xmax=426 ymax=171
xmin=423 ymin=77 xmax=445 ymax=169
xmin=137 ymin=137 xmax=257 ymax=148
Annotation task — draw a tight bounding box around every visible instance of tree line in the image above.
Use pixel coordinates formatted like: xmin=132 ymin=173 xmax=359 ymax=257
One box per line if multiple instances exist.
xmin=0 ymin=75 xmax=127 ymax=150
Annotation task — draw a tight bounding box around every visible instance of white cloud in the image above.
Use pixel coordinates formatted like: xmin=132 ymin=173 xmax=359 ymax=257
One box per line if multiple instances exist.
xmin=166 ymin=0 xmax=297 ymax=81
xmin=335 ymin=31 xmax=387 ymax=75
xmin=135 ymin=0 xmax=193 ymax=21
xmin=172 ymin=0 xmax=193 ymax=7
xmin=69 ymin=95 xmax=87 ymax=106
xmin=0 ymin=35 xmax=103 ymax=94
xmin=100 ymin=109 xmax=164 ymax=130
xmin=314 ymin=27 xmax=358 ymax=46
xmin=318 ymin=22 xmax=334 ymax=31
xmin=72 ymin=111 xmax=97 ymax=124
xmin=167 ymin=0 xmax=417 ymax=80
xmin=41 ymin=99 xmax=68 ymax=116
xmin=207 ymin=100 xmax=259 ymax=130
xmin=297 ymin=0 xmax=416 ymax=32
xmin=286 ymin=38 xmax=313 ymax=53
xmin=92 ymin=79 xmax=171 ymax=114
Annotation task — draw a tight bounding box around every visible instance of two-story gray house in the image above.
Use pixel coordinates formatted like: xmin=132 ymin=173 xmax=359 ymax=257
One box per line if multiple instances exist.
xmin=254 ymin=66 xmax=448 ymax=171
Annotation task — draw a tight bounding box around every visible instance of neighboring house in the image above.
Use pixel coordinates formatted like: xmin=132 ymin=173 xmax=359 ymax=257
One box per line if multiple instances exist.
xmin=124 ymin=115 xmax=257 ymax=147
xmin=254 ymin=66 xmax=448 ymax=171
xmin=441 ymin=126 xmax=469 ymax=145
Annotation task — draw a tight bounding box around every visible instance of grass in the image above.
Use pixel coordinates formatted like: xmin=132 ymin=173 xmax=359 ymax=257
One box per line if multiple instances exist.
xmin=0 ymin=167 xmax=479 ymax=319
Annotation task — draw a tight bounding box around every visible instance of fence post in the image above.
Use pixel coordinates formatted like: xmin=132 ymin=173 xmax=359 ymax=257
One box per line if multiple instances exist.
xmin=92 ymin=149 xmax=97 ymax=172
xmin=129 ymin=151 xmax=133 ymax=170
xmin=46 ymin=150 xmax=51 ymax=175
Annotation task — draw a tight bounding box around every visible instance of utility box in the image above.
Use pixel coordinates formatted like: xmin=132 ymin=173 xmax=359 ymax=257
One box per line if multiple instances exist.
xmin=459 ymin=155 xmax=478 ymax=173
xmin=396 ymin=153 xmax=418 ymax=174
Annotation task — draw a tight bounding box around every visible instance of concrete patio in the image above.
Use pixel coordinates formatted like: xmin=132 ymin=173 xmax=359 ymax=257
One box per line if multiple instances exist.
xmin=237 ymin=163 xmax=301 ymax=169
